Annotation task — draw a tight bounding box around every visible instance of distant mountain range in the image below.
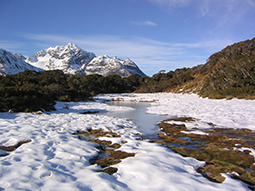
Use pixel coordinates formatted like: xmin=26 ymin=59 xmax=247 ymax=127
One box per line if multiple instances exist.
xmin=0 ymin=43 xmax=146 ymax=77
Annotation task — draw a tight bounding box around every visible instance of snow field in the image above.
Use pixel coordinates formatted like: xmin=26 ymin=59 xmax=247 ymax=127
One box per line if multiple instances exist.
xmin=0 ymin=93 xmax=253 ymax=190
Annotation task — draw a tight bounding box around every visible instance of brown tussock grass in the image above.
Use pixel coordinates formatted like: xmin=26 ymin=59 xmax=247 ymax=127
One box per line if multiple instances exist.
xmin=157 ymin=117 xmax=255 ymax=186
xmin=0 ymin=139 xmax=31 ymax=152
xmin=73 ymin=128 xmax=136 ymax=175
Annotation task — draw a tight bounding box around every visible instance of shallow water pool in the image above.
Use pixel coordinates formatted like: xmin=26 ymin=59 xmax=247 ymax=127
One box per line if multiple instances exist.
xmin=98 ymin=101 xmax=170 ymax=138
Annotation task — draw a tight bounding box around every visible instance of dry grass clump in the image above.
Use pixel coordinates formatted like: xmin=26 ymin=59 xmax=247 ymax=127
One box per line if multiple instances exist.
xmin=89 ymin=139 xmax=113 ymax=147
xmin=204 ymin=128 xmax=255 ymax=149
xmin=73 ymin=128 xmax=136 ymax=175
xmin=229 ymin=128 xmax=253 ymax=136
xmin=73 ymin=130 xmax=90 ymax=137
xmin=198 ymin=160 xmax=255 ymax=185
xmin=187 ymin=134 xmax=220 ymax=143
xmin=95 ymin=157 xmax=121 ymax=168
xmin=100 ymin=167 xmax=118 ymax=175
xmin=159 ymin=122 xmax=187 ymax=135
xmin=197 ymin=162 xmax=227 ymax=183
xmin=88 ymin=139 xmax=122 ymax=149
xmin=73 ymin=129 xmax=120 ymax=138
xmin=205 ymin=144 xmax=255 ymax=169
xmin=108 ymin=143 xmax=122 ymax=149
xmin=0 ymin=139 xmax=32 ymax=157
xmin=155 ymin=140 xmax=168 ymax=146
xmin=170 ymin=138 xmax=190 ymax=145
xmin=184 ymin=133 xmax=248 ymax=149
xmin=156 ymin=117 xmax=255 ymax=186
xmin=93 ymin=149 xmax=136 ymax=168
xmin=107 ymin=149 xmax=136 ymax=159
xmin=171 ymin=147 xmax=212 ymax=162
xmin=158 ymin=134 xmax=190 ymax=145
xmin=169 ymin=117 xmax=196 ymax=122
xmin=89 ymin=147 xmax=136 ymax=169
xmin=0 ymin=139 xmax=31 ymax=152
xmin=232 ymin=171 xmax=255 ymax=188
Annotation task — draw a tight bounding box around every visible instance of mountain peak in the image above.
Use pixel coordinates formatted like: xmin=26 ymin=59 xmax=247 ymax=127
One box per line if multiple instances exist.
xmin=85 ymin=55 xmax=146 ymax=77
xmin=65 ymin=43 xmax=80 ymax=50
xmin=26 ymin=44 xmax=96 ymax=74
xmin=47 ymin=43 xmax=81 ymax=53
xmin=67 ymin=42 xmax=75 ymax=46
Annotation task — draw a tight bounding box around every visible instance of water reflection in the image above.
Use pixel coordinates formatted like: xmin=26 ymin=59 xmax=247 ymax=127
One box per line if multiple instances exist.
xmin=98 ymin=101 xmax=169 ymax=138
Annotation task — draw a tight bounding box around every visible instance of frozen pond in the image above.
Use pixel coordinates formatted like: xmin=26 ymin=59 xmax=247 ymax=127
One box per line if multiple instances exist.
xmin=98 ymin=101 xmax=169 ymax=138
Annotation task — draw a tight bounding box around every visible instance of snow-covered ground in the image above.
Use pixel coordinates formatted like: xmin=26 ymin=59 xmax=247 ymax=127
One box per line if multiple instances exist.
xmin=0 ymin=93 xmax=254 ymax=190
xmin=98 ymin=93 xmax=255 ymax=131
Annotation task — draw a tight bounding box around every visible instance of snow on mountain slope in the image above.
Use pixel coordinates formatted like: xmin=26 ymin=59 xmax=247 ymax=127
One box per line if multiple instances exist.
xmin=0 ymin=49 xmax=41 ymax=76
xmin=1 ymin=43 xmax=146 ymax=77
xmin=26 ymin=43 xmax=96 ymax=75
xmin=27 ymin=43 xmax=146 ymax=77
xmin=84 ymin=55 xmax=146 ymax=77
xmin=122 ymin=58 xmax=146 ymax=76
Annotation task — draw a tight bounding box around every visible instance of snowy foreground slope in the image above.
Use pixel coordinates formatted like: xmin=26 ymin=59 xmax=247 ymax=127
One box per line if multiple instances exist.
xmin=0 ymin=93 xmax=254 ymax=190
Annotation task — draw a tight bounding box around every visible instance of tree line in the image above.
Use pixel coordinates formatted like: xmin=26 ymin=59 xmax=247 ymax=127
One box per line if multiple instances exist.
xmin=0 ymin=70 xmax=146 ymax=112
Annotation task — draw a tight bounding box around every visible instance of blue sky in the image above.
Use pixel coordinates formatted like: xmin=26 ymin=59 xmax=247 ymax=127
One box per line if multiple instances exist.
xmin=0 ymin=0 xmax=255 ymax=76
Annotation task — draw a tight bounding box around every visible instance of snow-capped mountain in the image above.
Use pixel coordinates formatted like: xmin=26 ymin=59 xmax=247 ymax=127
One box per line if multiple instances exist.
xmin=84 ymin=55 xmax=146 ymax=77
xmin=0 ymin=49 xmax=41 ymax=76
xmin=26 ymin=43 xmax=96 ymax=75
xmin=0 ymin=43 xmax=147 ymax=77
xmin=26 ymin=43 xmax=146 ymax=77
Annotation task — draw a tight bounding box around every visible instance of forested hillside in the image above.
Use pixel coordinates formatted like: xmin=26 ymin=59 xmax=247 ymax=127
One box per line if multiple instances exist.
xmin=136 ymin=37 xmax=255 ymax=99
